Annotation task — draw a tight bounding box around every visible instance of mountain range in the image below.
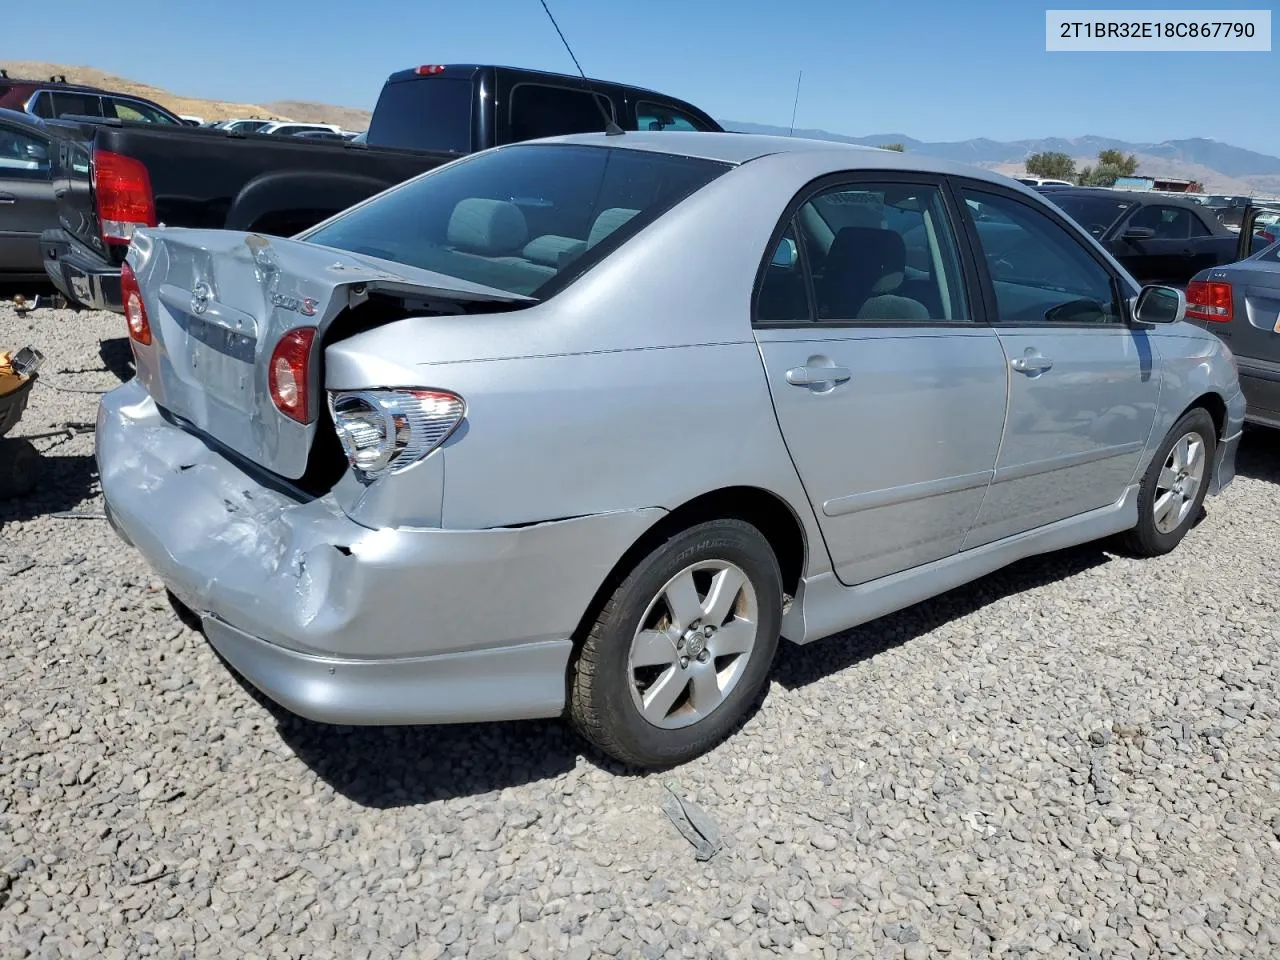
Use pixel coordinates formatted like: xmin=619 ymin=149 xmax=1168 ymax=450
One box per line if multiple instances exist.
xmin=726 ymin=122 xmax=1280 ymax=196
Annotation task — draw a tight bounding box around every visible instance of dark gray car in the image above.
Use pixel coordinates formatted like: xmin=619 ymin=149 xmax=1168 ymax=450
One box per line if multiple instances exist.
xmin=0 ymin=107 xmax=57 ymax=281
xmin=1187 ymin=241 xmax=1280 ymax=428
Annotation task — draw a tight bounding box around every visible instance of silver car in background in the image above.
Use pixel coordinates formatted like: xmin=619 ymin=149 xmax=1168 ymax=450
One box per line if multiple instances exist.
xmin=1186 ymin=239 xmax=1280 ymax=429
xmin=96 ymin=132 xmax=1244 ymax=768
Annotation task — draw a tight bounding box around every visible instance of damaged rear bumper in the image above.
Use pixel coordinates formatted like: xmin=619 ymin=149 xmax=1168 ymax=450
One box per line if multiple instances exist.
xmin=96 ymin=379 xmax=664 ymax=726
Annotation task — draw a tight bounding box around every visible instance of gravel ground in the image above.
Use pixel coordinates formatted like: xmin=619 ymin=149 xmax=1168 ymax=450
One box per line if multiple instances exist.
xmin=3 ymin=297 xmax=1280 ymax=960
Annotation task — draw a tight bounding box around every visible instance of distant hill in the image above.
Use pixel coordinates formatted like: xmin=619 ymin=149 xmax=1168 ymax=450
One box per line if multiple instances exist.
xmin=0 ymin=61 xmax=372 ymax=129
xmin=728 ymin=121 xmax=1280 ymax=196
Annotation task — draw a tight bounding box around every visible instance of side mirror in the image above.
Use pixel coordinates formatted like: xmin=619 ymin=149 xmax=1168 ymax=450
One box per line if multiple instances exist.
xmin=1133 ymin=284 xmax=1185 ymax=325
xmin=771 ymin=237 xmax=798 ymax=269
xmin=1123 ymin=226 xmax=1156 ymax=241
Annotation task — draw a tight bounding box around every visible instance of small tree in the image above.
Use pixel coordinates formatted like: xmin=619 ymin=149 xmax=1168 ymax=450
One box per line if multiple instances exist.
xmin=1025 ymin=151 xmax=1076 ymax=181
xmin=878 ymin=143 xmax=905 ymax=152
xmin=1077 ymin=149 xmax=1139 ymax=187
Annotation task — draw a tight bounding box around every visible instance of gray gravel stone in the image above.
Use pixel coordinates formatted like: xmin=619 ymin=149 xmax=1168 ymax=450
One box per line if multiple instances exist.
xmin=4 ymin=297 xmax=1280 ymax=957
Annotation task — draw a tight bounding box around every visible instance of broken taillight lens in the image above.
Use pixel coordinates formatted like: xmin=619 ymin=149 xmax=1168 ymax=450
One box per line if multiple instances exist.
xmin=328 ymin=389 xmax=465 ymax=480
xmin=120 ymin=261 xmax=151 ymax=345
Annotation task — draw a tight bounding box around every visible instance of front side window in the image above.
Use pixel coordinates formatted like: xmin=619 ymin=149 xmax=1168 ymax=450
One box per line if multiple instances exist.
xmin=962 ymin=188 xmax=1123 ymax=325
xmin=0 ymin=125 xmax=50 ymax=177
xmin=105 ymin=98 xmax=178 ymax=124
xmin=635 ymin=101 xmax=704 ymax=132
xmin=303 ymin=143 xmax=729 ymax=299
xmin=796 ymin=181 xmax=969 ymax=322
xmin=508 ymin=84 xmax=615 ymax=142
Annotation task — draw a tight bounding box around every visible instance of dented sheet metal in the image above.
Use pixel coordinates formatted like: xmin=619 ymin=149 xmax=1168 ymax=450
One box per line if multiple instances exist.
xmin=97 ymin=379 xmax=664 ymax=670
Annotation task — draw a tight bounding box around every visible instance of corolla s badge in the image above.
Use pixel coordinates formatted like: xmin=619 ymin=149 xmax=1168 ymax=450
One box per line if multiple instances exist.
xmin=271 ymin=293 xmax=319 ymax=317
xmin=190 ymin=282 xmax=212 ymax=315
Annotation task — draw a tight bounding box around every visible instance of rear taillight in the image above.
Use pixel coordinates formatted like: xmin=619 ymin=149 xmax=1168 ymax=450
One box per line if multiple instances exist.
xmin=93 ymin=149 xmax=156 ymax=246
xmin=328 ymin=389 xmax=465 ymax=480
xmin=119 ymin=261 xmax=151 ymax=345
xmin=1185 ymin=280 xmax=1233 ymax=323
xmin=268 ymin=328 xmax=317 ymax=424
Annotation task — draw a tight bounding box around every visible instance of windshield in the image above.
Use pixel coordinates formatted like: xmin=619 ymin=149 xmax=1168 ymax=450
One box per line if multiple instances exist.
xmin=1046 ymin=194 xmax=1134 ymax=237
xmin=303 ymin=143 xmax=731 ymax=298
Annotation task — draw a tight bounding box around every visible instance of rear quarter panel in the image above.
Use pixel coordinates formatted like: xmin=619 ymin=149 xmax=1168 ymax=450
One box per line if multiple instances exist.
xmin=1136 ymin=324 xmax=1244 ymax=479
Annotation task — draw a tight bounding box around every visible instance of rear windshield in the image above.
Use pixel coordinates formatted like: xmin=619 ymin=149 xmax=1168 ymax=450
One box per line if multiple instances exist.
xmin=1046 ymin=194 xmax=1134 ymax=237
xmin=368 ymin=77 xmax=473 ymax=154
xmin=303 ymin=143 xmax=731 ymax=298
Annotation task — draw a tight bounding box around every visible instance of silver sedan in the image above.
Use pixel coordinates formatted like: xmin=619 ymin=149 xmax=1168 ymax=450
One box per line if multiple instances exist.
xmin=96 ymin=131 xmax=1244 ymax=768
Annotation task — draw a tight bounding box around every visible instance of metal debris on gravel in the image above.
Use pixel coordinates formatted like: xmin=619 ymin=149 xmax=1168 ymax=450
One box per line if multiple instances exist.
xmin=4 ymin=297 xmax=1280 ymax=959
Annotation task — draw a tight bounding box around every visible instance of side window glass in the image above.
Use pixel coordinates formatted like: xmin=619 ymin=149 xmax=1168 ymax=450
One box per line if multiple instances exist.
xmin=962 ymin=188 xmax=1123 ymax=325
xmin=800 ymin=182 xmax=968 ymax=322
xmin=29 ymin=92 xmax=54 ymax=119
xmin=1187 ymin=210 xmax=1213 ymax=238
xmin=50 ymin=92 xmax=103 ymax=119
xmin=1129 ymin=204 xmax=1191 ymax=240
xmin=756 ymin=222 xmax=810 ymax=323
xmin=0 ymin=126 xmax=50 ymax=178
xmin=509 ymin=84 xmax=615 ymax=142
xmin=106 ymin=98 xmax=176 ymax=124
xmin=635 ymin=101 xmax=703 ymax=132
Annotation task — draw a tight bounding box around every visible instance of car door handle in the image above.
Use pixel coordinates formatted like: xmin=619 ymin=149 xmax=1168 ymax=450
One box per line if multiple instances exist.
xmin=1010 ymin=353 xmax=1053 ymax=374
xmin=0 ymin=193 xmax=16 ymax=205
xmin=786 ymin=365 xmax=851 ymax=387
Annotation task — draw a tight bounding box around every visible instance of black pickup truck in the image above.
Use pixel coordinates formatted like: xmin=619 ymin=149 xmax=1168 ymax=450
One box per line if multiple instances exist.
xmin=40 ymin=64 xmax=722 ymax=311
xmin=1035 ymin=186 xmax=1268 ymax=287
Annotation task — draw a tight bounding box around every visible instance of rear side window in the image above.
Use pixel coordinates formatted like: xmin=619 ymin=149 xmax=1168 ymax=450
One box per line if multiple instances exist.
xmin=303 ymin=143 xmax=729 ymax=299
xmin=508 ymin=84 xmax=615 ymax=142
xmin=368 ymin=78 xmax=473 ymax=154
xmin=49 ymin=92 xmax=103 ymax=120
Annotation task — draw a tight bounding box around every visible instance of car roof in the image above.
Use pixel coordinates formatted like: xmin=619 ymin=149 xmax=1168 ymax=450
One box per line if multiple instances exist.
xmin=0 ymin=105 xmax=47 ymax=131
xmin=521 ymin=131 xmax=1028 ymax=186
xmin=1045 ymin=187 xmax=1206 ymax=209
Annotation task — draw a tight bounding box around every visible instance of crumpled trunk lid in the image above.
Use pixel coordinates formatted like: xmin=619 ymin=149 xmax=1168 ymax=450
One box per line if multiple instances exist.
xmin=126 ymin=227 xmax=532 ymax=480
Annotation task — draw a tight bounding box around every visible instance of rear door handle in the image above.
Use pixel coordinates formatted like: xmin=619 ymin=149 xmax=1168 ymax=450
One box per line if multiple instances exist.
xmin=1010 ymin=352 xmax=1053 ymax=374
xmin=786 ymin=364 xmax=852 ymax=387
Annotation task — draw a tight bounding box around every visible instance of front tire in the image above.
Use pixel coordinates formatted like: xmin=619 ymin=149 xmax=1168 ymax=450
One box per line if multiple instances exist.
xmin=1118 ymin=408 xmax=1216 ymax=558
xmin=568 ymin=519 xmax=782 ymax=769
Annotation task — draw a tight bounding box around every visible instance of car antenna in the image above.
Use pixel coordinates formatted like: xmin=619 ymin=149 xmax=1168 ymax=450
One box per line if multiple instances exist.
xmin=536 ymin=0 xmax=625 ymax=136
xmin=788 ymin=70 xmax=803 ymax=137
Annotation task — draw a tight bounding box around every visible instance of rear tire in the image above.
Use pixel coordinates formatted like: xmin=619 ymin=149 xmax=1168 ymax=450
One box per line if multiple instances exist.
xmin=1118 ymin=408 xmax=1216 ymax=558
xmin=568 ymin=519 xmax=782 ymax=769
xmin=0 ymin=439 xmax=40 ymax=500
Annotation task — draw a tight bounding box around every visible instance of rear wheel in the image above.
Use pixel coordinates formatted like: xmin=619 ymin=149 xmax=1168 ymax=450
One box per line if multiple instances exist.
xmin=568 ymin=519 xmax=782 ymax=768
xmin=1118 ymin=408 xmax=1216 ymax=557
xmin=0 ymin=439 xmax=40 ymax=500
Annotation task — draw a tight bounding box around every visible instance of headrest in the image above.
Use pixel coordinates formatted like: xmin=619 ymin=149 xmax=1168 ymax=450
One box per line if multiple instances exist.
xmin=827 ymin=227 xmax=907 ymax=294
xmin=522 ymin=234 xmax=587 ymax=268
xmin=587 ymin=208 xmax=640 ymax=249
xmin=446 ymin=198 xmax=528 ymax=254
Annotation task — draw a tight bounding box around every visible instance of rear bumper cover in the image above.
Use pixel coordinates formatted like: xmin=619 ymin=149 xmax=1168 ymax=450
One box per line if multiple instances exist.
xmin=97 ymin=379 xmax=664 ymax=725
xmin=41 ymin=228 xmax=121 ymax=313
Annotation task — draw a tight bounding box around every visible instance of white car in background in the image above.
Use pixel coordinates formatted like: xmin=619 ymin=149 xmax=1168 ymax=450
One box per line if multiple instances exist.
xmin=257 ymin=121 xmax=344 ymax=137
xmin=1016 ymin=176 xmax=1074 ymax=187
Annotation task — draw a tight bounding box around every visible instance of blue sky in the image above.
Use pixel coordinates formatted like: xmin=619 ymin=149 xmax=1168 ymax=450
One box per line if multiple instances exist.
xmin=3 ymin=0 xmax=1277 ymax=154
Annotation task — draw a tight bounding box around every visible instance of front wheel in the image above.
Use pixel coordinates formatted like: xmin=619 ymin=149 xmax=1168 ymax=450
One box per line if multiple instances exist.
xmin=568 ymin=519 xmax=782 ymax=769
xmin=1118 ymin=408 xmax=1216 ymax=558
